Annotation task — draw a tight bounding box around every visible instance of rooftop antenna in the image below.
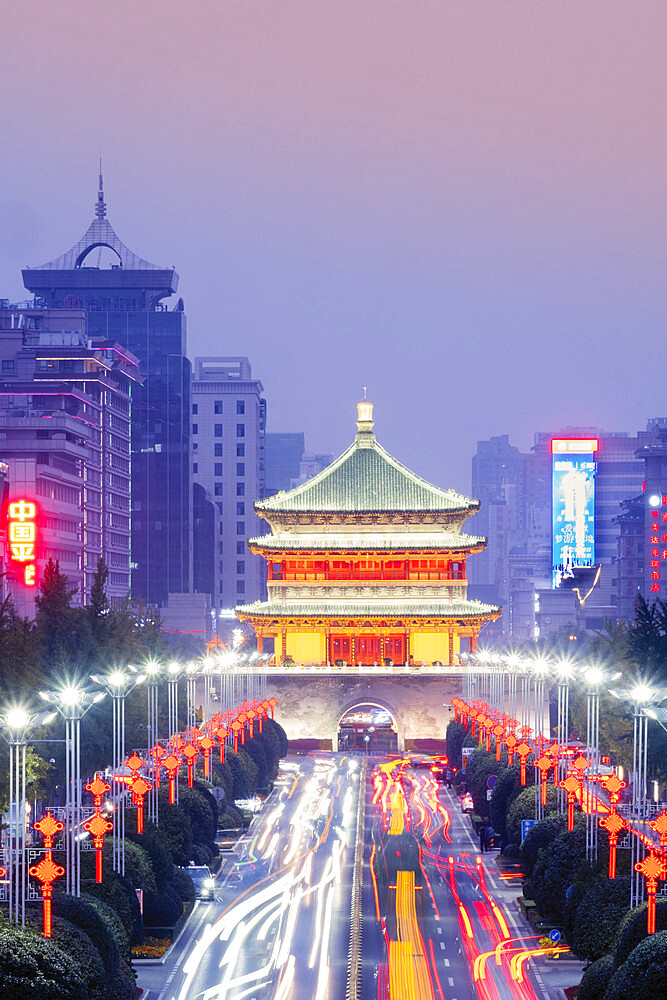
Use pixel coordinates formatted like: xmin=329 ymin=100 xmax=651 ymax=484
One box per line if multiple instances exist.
xmin=96 ymin=157 xmax=107 ymax=220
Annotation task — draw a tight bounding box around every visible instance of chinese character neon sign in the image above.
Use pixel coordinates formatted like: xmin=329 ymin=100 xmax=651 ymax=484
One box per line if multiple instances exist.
xmin=8 ymin=499 xmax=37 ymax=586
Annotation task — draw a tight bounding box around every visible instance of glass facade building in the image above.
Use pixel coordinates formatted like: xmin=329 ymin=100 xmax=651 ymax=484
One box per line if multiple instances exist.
xmin=21 ymin=176 xmax=192 ymax=606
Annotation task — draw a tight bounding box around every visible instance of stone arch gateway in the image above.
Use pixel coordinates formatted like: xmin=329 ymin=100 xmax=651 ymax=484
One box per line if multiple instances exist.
xmin=266 ymin=668 xmax=461 ymax=751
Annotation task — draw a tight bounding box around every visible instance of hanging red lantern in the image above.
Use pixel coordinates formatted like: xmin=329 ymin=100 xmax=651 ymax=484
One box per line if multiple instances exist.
xmin=635 ymin=850 xmax=667 ymax=934
xmin=31 ymin=811 xmax=65 ymax=937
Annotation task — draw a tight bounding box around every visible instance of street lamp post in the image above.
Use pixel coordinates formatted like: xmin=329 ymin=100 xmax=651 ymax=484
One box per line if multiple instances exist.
xmin=90 ymin=668 xmax=144 ymax=876
xmin=0 ymin=707 xmax=56 ymax=925
xmin=582 ymin=667 xmax=604 ymax=863
xmin=144 ymin=662 xmax=161 ymax=823
xmin=555 ymin=662 xmax=573 ymax=815
xmin=185 ymin=661 xmax=200 ymax=733
xmin=39 ymin=685 xmax=104 ymax=897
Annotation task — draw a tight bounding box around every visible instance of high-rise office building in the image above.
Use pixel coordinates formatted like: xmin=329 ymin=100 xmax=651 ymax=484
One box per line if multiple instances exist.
xmin=469 ymin=421 xmax=667 ymax=640
xmin=0 ymin=302 xmax=140 ymax=613
xmin=264 ymin=433 xmax=305 ymax=498
xmin=191 ymin=357 xmax=266 ymax=610
xmin=21 ymin=174 xmax=191 ymax=607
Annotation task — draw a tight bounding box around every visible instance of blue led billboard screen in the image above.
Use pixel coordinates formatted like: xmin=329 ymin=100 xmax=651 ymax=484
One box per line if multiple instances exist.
xmin=552 ymin=439 xmax=598 ymax=588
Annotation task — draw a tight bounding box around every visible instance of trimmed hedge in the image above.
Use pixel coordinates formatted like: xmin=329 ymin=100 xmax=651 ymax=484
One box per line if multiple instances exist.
xmin=530 ymin=826 xmax=588 ymax=924
xmin=170 ymin=866 xmax=197 ymax=904
xmin=84 ymin=893 xmax=133 ymax=961
xmin=569 ymin=877 xmax=631 ymax=962
xmin=143 ymin=886 xmax=183 ymax=929
xmin=519 ymin=814 xmax=565 ymax=881
xmin=613 ymin=897 xmax=667 ymax=967
xmin=52 ymin=894 xmax=119 ymax=974
xmin=605 ymin=930 xmax=667 ymax=1000
xmin=577 ymin=953 xmax=615 ymax=1000
xmin=0 ymin=923 xmax=88 ymax=1000
xmin=25 ymin=912 xmax=105 ymax=1000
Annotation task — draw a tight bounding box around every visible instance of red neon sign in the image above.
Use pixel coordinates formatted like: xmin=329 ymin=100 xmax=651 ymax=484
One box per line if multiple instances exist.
xmin=8 ymin=498 xmax=38 ymax=586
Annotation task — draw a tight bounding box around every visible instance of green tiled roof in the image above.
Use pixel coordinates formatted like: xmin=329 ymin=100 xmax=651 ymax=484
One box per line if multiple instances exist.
xmin=256 ymin=435 xmax=478 ymax=515
xmin=236 ymin=599 xmax=500 ymax=619
xmin=248 ymin=532 xmax=485 ymax=552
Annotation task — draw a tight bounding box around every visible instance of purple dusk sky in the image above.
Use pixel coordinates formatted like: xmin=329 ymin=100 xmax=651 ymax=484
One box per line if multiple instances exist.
xmin=1 ymin=2 xmax=665 ymax=491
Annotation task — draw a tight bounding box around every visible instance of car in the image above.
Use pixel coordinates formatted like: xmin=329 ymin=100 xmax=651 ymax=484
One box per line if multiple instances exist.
xmin=461 ymin=793 xmax=474 ymax=813
xmin=183 ymin=864 xmax=215 ymax=900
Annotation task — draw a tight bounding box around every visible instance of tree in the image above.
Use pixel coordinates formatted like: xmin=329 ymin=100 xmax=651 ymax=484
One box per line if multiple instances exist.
xmin=87 ymin=557 xmax=109 ymax=641
xmin=445 ymin=720 xmax=467 ymax=773
xmin=35 ymin=558 xmax=93 ymax=672
xmin=464 ymin=746 xmax=508 ymax=818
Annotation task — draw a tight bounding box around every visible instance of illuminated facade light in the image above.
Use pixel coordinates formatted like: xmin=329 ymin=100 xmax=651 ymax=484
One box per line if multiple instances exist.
xmin=552 ymin=439 xmax=598 ymax=589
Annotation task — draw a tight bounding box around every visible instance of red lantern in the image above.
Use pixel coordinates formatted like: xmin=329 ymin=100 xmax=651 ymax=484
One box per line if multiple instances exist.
xmin=198 ymin=734 xmax=215 ymax=778
xmin=635 ymin=850 xmax=667 ymax=934
xmin=268 ymin=697 xmax=277 ymax=719
xmin=599 ymin=811 xmax=626 ymax=879
xmin=83 ymin=812 xmax=113 ymax=881
xmin=161 ymin=753 xmax=182 ymax=804
xmin=181 ymin=743 xmax=199 ymax=787
xmin=649 ymin=809 xmax=667 ymax=851
xmin=493 ymin=723 xmax=505 ymax=761
xmin=31 ymin=811 xmax=65 ymax=937
xmin=130 ymin=775 xmax=152 ymax=834
xmin=231 ymin=718 xmax=243 ymax=754
xmin=534 ymin=755 xmax=553 ymax=806
xmin=215 ymin=725 xmax=229 ymax=762
xmin=504 ymin=732 xmax=518 ymax=765
xmin=515 ymin=742 xmax=533 ymax=786
xmin=85 ymin=773 xmax=111 ymax=808
xmin=148 ymin=744 xmax=168 ymax=788
xmin=560 ymin=773 xmax=581 ymax=831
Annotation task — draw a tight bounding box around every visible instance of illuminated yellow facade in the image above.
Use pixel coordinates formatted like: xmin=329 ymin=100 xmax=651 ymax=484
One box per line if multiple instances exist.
xmin=236 ymin=401 xmax=500 ymax=665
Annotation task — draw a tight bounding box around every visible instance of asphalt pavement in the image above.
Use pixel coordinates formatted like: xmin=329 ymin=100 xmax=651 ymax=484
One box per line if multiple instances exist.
xmin=137 ymin=753 xmax=360 ymax=1000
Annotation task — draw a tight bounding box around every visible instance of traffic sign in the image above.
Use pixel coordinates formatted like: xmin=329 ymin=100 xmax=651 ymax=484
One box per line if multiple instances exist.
xmin=521 ymin=819 xmax=537 ymax=843
xmin=487 ymin=775 xmax=498 ymax=790
xmin=461 ymin=747 xmax=476 ymax=773
xmin=549 ymin=929 xmax=561 ymax=943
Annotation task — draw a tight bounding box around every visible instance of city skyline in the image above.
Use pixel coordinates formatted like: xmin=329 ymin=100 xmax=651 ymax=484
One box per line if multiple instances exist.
xmin=2 ymin=2 xmax=666 ymax=491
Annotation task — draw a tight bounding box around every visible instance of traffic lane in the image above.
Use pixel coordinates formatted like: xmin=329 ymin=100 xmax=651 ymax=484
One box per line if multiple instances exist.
xmin=402 ymin=774 xmax=476 ymax=1000
xmin=162 ymin=754 xmax=357 ymax=1000
xmin=438 ymin=785 xmax=549 ymax=1000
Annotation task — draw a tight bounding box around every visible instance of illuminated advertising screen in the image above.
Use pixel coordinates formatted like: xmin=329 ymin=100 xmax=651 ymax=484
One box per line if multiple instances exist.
xmin=552 ymin=439 xmax=598 ymax=588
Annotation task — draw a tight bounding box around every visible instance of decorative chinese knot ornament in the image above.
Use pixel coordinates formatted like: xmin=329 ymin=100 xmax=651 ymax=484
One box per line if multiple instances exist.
xmin=31 ymin=811 xmax=65 ymax=937
xmin=84 ymin=774 xmax=112 ymax=882
xmin=635 ymin=850 xmax=667 ymax=934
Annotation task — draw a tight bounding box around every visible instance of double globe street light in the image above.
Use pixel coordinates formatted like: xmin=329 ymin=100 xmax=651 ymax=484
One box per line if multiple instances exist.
xmin=0 ymin=706 xmax=56 ymax=925
xmin=39 ymin=684 xmax=105 ymax=897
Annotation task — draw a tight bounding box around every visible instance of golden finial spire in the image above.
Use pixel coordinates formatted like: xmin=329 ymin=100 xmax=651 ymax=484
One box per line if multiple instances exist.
xmin=356 ymin=389 xmax=374 ymax=440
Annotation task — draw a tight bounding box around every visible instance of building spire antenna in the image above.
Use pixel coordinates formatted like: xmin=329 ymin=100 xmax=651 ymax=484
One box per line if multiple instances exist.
xmin=96 ymin=157 xmax=107 ymax=220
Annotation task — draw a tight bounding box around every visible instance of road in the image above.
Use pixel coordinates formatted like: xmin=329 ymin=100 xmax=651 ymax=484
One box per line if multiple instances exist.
xmin=140 ymin=754 xmax=360 ymax=1000
xmin=363 ymin=756 xmax=569 ymax=1000
xmin=140 ymin=753 xmax=575 ymax=1000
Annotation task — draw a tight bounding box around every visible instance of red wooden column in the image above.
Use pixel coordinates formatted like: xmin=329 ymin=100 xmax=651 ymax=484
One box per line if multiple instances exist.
xmin=470 ymin=633 xmax=478 ymax=653
xmin=257 ymin=632 xmax=264 ymax=654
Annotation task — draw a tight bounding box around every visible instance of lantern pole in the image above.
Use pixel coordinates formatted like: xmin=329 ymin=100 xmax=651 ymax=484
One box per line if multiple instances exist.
xmin=91 ymin=668 xmax=144 ymax=876
xmin=39 ymin=684 xmax=104 ymax=897
xmin=0 ymin=707 xmax=56 ymax=926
